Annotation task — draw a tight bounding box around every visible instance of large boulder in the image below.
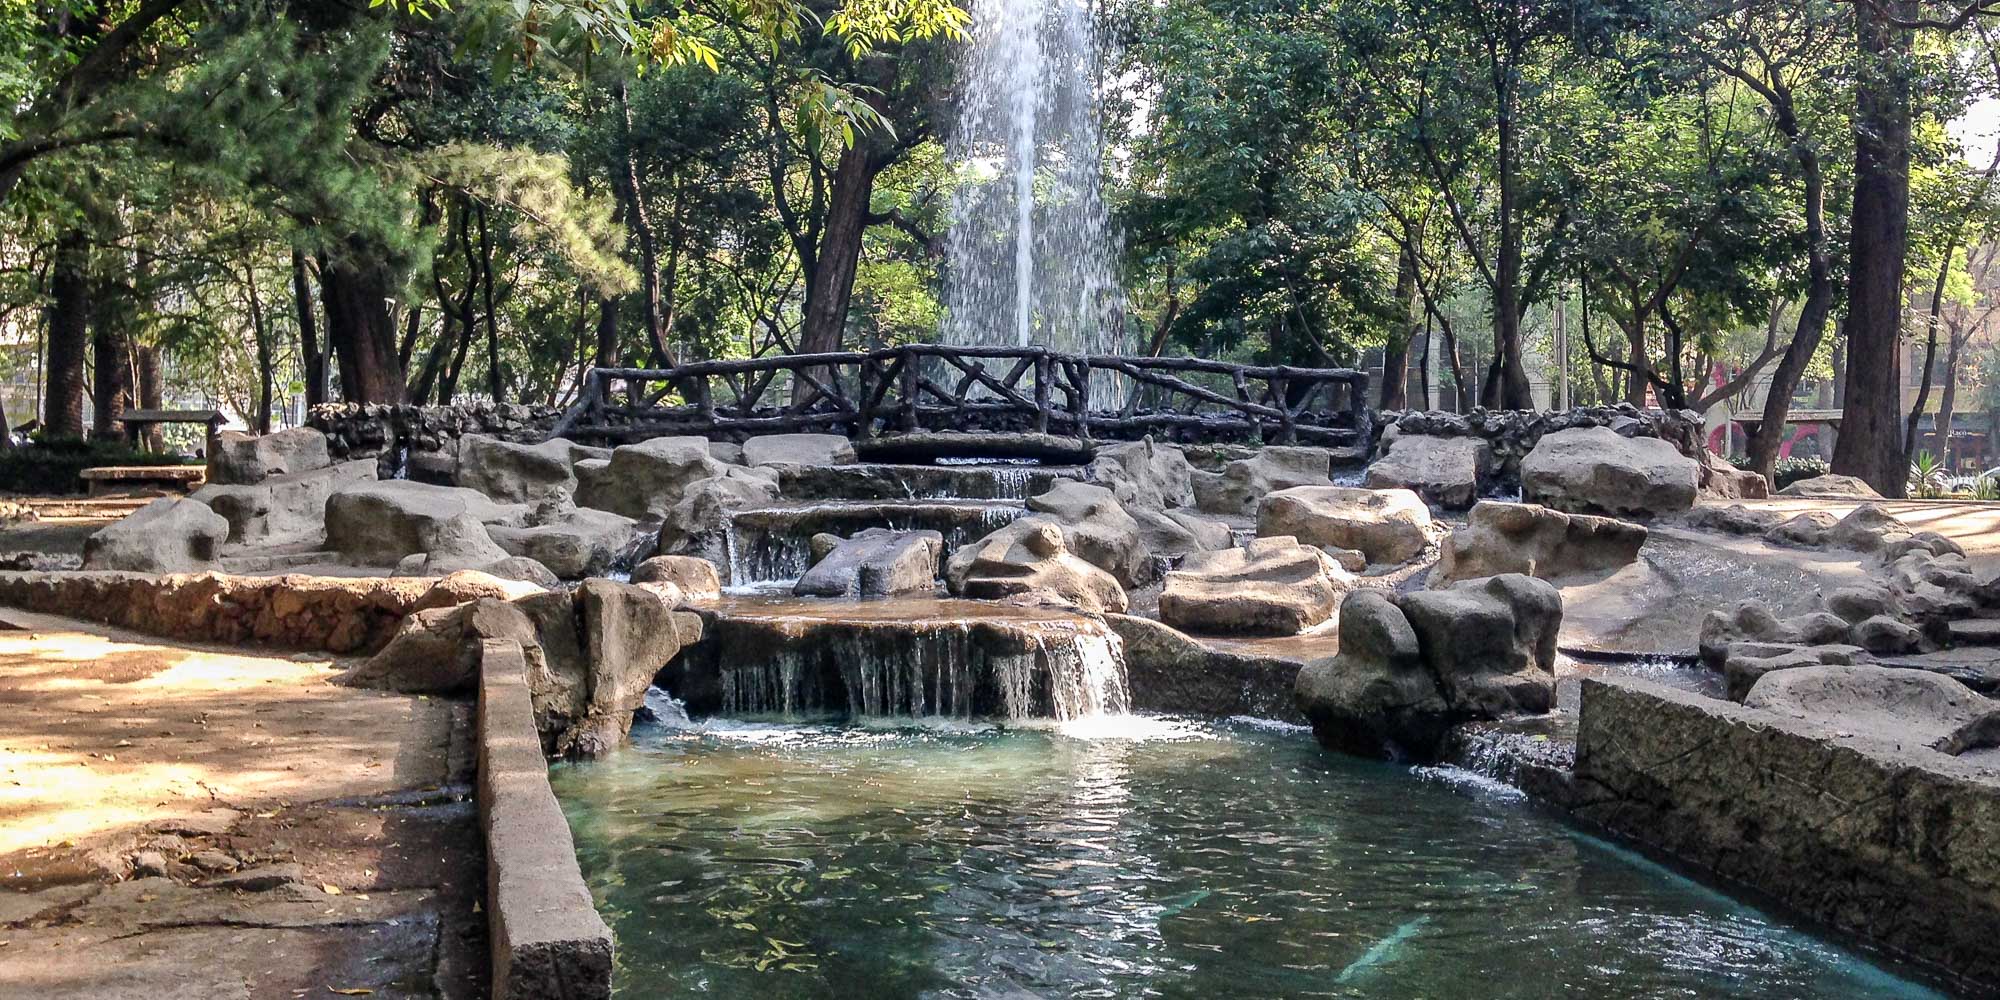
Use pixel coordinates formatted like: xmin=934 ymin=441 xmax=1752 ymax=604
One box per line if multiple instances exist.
xmin=1158 ymin=535 xmax=1352 ymax=635
xmin=1702 ymin=459 xmax=1770 ymax=500
xmin=948 ymin=521 xmax=1127 ymax=614
xmin=520 ymin=580 xmax=703 ymax=757
xmin=630 ymin=555 xmax=722 ymax=598
xmin=192 ymin=459 xmax=376 ymax=547
xmin=1364 ymin=433 xmax=1491 ymax=510
xmin=207 ymin=427 xmax=331 ymax=486
xmin=575 ymin=436 xmax=728 ymax=520
xmin=1397 ymin=574 xmax=1563 ymax=721
xmin=1295 ymin=574 xmax=1562 ymax=759
xmin=1294 ymin=590 xmax=1449 ymax=757
xmin=82 ymin=497 xmax=229 ymax=573
xmin=1255 ymin=486 xmax=1432 ymax=565
xmin=1022 ymin=480 xmax=1153 ymax=586
xmin=1434 ymin=501 xmax=1646 ymax=584
xmin=487 ymin=505 xmax=640 ymax=579
xmin=340 ymin=598 xmax=539 ymax=694
xmin=455 ymin=435 xmax=601 ymax=505
xmin=1191 ymin=446 xmax=1332 ymax=515
xmin=740 ymin=433 xmax=856 ymax=469
xmin=1520 ymin=425 xmax=1700 ymax=517
xmin=1778 ymin=474 xmax=1883 ymax=500
xmin=324 ymin=480 xmax=520 ymax=567
xmin=1087 ymin=438 xmax=1195 ymax=510
xmin=655 ymin=467 xmax=780 ymax=563
xmin=1130 ymin=508 xmax=1232 ymax=564
xmin=795 ymin=529 xmax=942 ymax=598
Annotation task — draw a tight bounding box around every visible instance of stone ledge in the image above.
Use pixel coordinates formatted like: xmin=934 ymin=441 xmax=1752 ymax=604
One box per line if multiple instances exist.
xmin=0 ymin=570 xmax=535 ymax=654
xmin=478 ymin=639 xmax=613 ymax=1000
xmin=1571 ymin=675 xmax=2000 ymax=990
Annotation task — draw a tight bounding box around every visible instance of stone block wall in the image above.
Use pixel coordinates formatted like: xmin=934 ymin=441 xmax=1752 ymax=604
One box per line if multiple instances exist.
xmin=1571 ymin=675 xmax=2000 ymax=990
xmin=1371 ymin=405 xmax=1707 ymax=481
xmin=307 ymin=402 xmax=564 ymax=478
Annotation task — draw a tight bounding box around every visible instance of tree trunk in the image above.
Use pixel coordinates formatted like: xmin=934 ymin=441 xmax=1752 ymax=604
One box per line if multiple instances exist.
xmin=245 ymin=262 xmax=274 ymax=434
xmin=1745 ymin=122 xmax=1835 ymax=481
xmin=614 ymin=80 xmax=677 ymax=368
xmin=798 ymin=142 xmax=884 ymax=357
xmin=1937 ymin=333 xmax=1964 ymax=468
xmin=320 ymin=254 xmax=408 ymax=405
xmin=595 ymin=297 xmax=620 ymax=368
xmin=294 ymin=250 xmax=326 ymax=410
xmin=44 ymin=225 xmax=89 ymax=440
xmin=1905 ymin=246 xmax=1953 ymax=460
xmin=478 ymin=204 xmax=503 ymax=402
xmin=1381 ymin=241 xmax=1417 ymax=409
xmin=1831 ymin=0 xmax=1913 ymax=496
xmin=89 ymin=274 xmax=132 ymax=440
xmin=135 ymin=344 xmax=164 ymax=451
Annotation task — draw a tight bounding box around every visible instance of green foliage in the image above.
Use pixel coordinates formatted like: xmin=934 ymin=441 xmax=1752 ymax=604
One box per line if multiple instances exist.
xmin=1772 ymin=457 xmax=1830 ymax=490
xmin=1909 ymin=450 xmax=1948 ymax=499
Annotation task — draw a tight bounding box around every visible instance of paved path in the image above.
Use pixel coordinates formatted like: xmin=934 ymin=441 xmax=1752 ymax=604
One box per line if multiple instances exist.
xmin=0 ymin=611 xmax=484 ymax=999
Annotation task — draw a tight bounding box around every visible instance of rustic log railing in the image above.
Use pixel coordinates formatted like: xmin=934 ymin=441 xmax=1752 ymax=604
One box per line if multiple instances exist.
xmin=549 ymin=346 xmax=1370 ymax=449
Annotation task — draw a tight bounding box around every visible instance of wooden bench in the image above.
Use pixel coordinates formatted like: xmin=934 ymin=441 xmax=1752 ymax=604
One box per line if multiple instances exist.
xmin=78 ymin=465 xmax=207 ymax=497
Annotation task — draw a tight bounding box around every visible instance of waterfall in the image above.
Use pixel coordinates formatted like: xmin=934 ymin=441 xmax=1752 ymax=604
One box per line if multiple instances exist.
xmin=943 ymin=0 xmax=1124 ymax=370
xmin=713 ymin=618 xmax=1129 ymax=723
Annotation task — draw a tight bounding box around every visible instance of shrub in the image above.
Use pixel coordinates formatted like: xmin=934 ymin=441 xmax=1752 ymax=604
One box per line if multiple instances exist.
xmin=1771 ymin=457 xmax=1829 ymax=491
xmin=0 ymin=439 xmax=200 ymax=496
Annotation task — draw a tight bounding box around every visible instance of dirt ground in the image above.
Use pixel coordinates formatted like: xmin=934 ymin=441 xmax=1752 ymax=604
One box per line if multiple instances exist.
xmin=0 ymin=609 xmax=485 ymax=999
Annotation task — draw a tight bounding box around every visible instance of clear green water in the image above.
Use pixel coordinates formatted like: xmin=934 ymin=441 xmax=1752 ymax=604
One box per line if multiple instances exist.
xmin=552 ymin=715 xmax=1951 ymax=999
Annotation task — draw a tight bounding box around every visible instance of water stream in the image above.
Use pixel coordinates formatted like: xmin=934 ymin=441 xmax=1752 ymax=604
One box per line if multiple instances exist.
xmin=553 ymin=718 xmax=1951 ymax=999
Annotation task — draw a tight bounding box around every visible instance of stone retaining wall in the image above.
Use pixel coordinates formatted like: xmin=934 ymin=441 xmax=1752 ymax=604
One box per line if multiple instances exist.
xmin=477 ymin=639 xmax=614 ymax=1000
xmin=0 ymin=570 xmax=525 ymax=654
xmin=307 ymin=402 xmax=564 ymax=477
xmin=1571 ymin=675 xmax=2000 ymax=990
xmin=1371 ymin=405 xmax=1707 ymax=479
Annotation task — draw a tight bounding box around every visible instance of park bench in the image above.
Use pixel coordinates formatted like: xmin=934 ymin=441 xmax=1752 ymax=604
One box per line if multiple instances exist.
xmin=78 ymin=465 xmax=207 ymax=496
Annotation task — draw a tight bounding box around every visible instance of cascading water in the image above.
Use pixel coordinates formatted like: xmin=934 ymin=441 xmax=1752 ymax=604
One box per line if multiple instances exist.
xmin=711 ymin=612 xmax=1130 ymax=724
xmin=943 ymin=0 xmax=1125 ymax=370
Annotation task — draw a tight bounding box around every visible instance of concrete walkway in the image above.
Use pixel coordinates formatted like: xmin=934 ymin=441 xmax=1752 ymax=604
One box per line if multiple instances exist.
xmin=0 ymin=611 xmax=485 ymax=999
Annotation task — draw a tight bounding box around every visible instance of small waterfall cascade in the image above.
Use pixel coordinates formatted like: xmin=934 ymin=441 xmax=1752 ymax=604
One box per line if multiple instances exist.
xmin=942 ymin=0 xmax=1125 ymax=376
xmin=722 ymin=500 xmax=1027 ymax=588
xmin=713 ymin=614 xmax=1130 ymax=723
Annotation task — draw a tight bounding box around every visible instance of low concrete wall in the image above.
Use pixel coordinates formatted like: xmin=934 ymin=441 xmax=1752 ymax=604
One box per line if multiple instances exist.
xmin=1571 ymin=676 xmax=2000 ymax=990
xmin=478 ymin=639 xmax=614 ymax=1000
xmin=0 ymin=570 xmax=477 ymax=653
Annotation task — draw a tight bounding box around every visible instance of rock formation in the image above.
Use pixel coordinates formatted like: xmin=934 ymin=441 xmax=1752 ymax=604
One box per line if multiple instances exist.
xmin=1191 ymin=446 xmax=1333 ymax=515
xmin=82 ymin=498 xmax=230 ymax=573
xmin=1434 ymin=501 xmax=1646 ymax=584
xmin=948 ymin=522 xmax=1128 ymax=614
xmin=1295 ymin=574 xmax=1562 ymax=759
xmin=1364 ymin=432 xmax=1490 ymax=509
xmin=1158 ymin=535 xmax=1352 ymax=635
xmin=795 ymin=529 xmax=943 ymax=598
xmin=1520 ymin=425 xmax=1700 ymax=517
xmin=1255 ymin=486 xmax=1432 ymax=565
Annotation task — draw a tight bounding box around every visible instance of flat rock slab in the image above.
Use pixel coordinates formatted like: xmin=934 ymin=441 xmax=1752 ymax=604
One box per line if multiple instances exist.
xmin=1950 ymin=618 xmax=2000 ymax=647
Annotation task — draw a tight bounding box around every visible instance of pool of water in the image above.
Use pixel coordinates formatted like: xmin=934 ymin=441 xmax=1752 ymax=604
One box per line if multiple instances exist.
xmin=552 ymin=716 xmax=1951 ymax=999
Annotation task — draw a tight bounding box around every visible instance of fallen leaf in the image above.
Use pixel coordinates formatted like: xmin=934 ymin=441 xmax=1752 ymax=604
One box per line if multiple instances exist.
xmin=327 ymin=989 xmax=374 ymax=996
xmin=321 ymin=884 xmax=343 ymax=896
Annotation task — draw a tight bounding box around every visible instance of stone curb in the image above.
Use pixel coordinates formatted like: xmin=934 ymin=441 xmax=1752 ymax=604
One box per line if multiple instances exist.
xmin=478 ymin=638 xmax=614 ymax=1000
